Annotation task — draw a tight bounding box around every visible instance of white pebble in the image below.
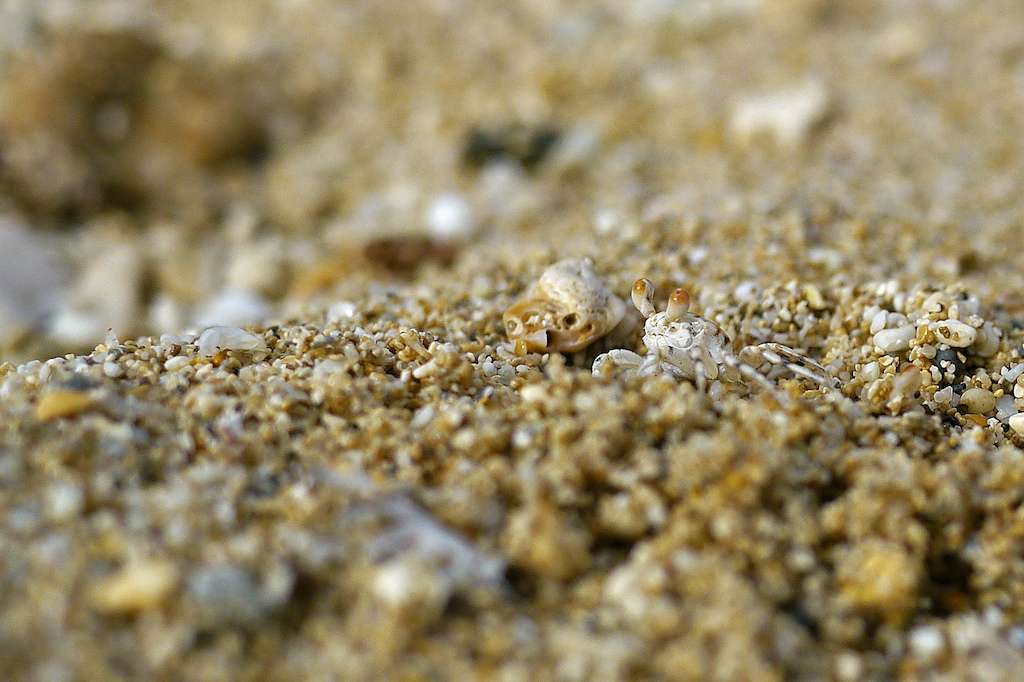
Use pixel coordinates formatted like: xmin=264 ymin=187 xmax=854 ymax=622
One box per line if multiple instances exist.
xmin=834 ymin=651 xmax=864 ymax=682
xmin=862 ymin=305 xmax=881 ymax=325
xmin=934 ymin=386 xmax=955 ymax=405
xmin=1009 ymin=627 xmax=1024 ymax=649
xmin=734 ymin=281 xmax=760 ymax=303
xmin=933 ymin=319 xmax=977 ymax=348
xmin=996 ymin=394 xmax=1015 ymax=419
xmin=164 ymin=356 xmax=191 ymax=372
xmin=874 ymin=324 xmax=917 ymax=353
xmin=860 ymin=361 xmax=880 ymax=382
xmin=547 ymin=125 xmax=600 ymax=175
xmin=729 ymin=80 xmax=832 ymax=148
xmin=409 ymin=406 xmax=436 ymax=429
xmin=973 ymin=322 xmax=1001 ymax=357
xmin=326 ymin=301 xmax=358 ymax=323
xmin=1009 ymin=413 xmax=1024 ymax=436
xmin=908 ymin=625 xmax=945 ymax=663
xmin=198 ymin=327 xmax=267 ymax=357
xmin=961 ymin=388 xmax=996 ymax=414
xmin=425 ymin=193 xmax=477 ymax=242
xmin=1003 ymin=363 xmax=1024 ymax=384
xmin=103 ymin=361 xmax=124 ymax=378
xmin=887 ymin=312 xmax=909 ymax=329
xmin=869 ymin=310 xmax=887 ymax=335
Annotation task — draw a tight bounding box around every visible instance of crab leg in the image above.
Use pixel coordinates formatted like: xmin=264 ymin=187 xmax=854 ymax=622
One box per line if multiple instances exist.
xmin=753 ymin=343 xmax=837 ymax=389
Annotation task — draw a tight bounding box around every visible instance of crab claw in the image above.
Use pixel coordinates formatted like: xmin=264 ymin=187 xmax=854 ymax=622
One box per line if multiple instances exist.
xmin=666 ymin=289 xmax=691 ymax=319
xmin=631 ymin=279 xmax=656 ymax=317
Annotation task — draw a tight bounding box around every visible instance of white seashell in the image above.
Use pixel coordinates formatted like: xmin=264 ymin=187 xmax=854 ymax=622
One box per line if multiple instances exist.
xmin=503 ymin=258 xmax=624 ymax=353
xmin=933 ymin=319 xmax=977 ymax=348
xmin=198 ymin=326 xmax=267 ymax=357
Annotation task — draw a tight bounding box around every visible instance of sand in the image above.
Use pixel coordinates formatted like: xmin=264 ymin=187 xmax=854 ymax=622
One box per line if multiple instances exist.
xmin=3 ymin=1 xmax=1024 ymax=680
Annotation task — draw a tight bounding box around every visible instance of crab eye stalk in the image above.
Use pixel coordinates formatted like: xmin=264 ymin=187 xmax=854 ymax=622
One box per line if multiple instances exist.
xmin=667 ymin=289 xmax=691 ymax=319
xmin=631 ymin=278 xmax=656 ymax=317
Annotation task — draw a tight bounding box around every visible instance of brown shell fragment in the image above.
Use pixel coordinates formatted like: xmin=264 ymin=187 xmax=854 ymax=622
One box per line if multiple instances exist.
xmin=503 ymin=258 xmax=625 ymax=353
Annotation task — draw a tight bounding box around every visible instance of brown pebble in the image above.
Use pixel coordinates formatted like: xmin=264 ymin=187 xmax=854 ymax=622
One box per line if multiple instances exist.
xmin=35 ymin=390 xmax=93 ymax=421
xmin=364 ymin=236 xmax=458 ymax=272
xmin=964 ymin=413 xmax=988 ymax=427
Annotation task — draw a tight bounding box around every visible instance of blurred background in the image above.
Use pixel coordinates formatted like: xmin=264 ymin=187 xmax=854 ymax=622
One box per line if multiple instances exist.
xmin=2 ymin=0 xmax=1023 ymax=363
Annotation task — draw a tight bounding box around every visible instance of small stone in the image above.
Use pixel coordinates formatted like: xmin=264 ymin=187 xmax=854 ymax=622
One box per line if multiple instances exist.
xmin=860 ymin=361 xmax=880 ymax=382
xmin=164 ymin=356 xmax=191 ymax=371
xmin=187 ymin=564 xmax=267 ymax=628
xmin=834 ymin=651 xmax=864 ymax=682
xmin=372 ymin=560 xmax=450 ymax=627
xmin=837 ymin=540 xmax=918 ymax=623
xmin=973 ymin=322 xmax=1001 ymax=357
xmin=1004 ymin=363 xmax=1024 ymax=384
xmin=35 ymin=390 xmax=93 ymax=421
xmin=961 ymin=387 xmax=996 ymax=414
xmin=89 ymin=561 xmax=179 ymax=614
xmin=424 ymin=193 xmax=477 ymax=242
xmin=873 ymin=324 xmax=917 ymax=353
xmin=804 ymin=284 xmax=826 ymax=311
xmin=326 ymin=301 xmax=358 ymax=323
xmin=547 ymin=125 xmax=601 ymax=176
xmin=45 ymin=482 xmax=84 ymax=521
xmin=934 ymin=386 xmax=958 ymax=406
xmin=996 ymin=394 xmax=1016 ymax=418
xmin=596 ymin=492 xmax=650 ymax=540
xmin=934 ymin=346 xmax=967 ymax=382
xmin=869 ymin=310 xmax=887 ymax=335
xmin=102 ymin=360 xmax=124 ymax=378
xmin=908 ymin=625 xmax=945 ymax=663
xmin=197 ymin=326 xmax=268 ymax=357
xmin=503 ymin=497 xmax=592 ymax=581
xmin=933 ymin=319 xmax=977 ymax=348
xmin=729 ymin=80 xmax=832 ymax=148
xmin=1009 ymin=413 xmax=1024 ymax=436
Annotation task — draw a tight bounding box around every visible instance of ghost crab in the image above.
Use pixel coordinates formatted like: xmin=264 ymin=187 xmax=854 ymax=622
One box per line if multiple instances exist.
xmin=593 ymin=278 xmax=836 ymax=394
